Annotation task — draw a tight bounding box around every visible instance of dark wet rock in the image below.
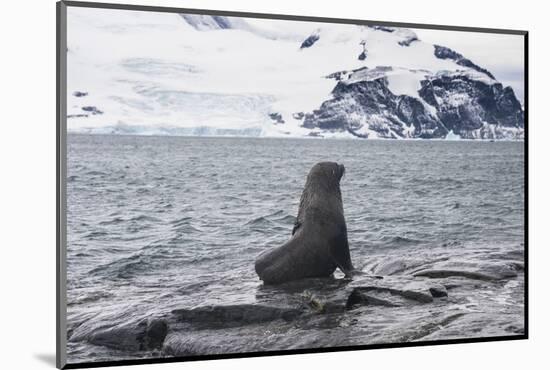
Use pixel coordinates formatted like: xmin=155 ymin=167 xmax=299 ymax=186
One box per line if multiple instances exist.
xmin=349 ymin=276 xmax=452 ymax=303
xmin=486 ymin=249 xmax=524 ymax=262
xmin=171 ymin=304 xmax=302 ymax=329
xmin=418 ymin=311 xmax=524 ymax=341
xmin=364 ymin=284 xmax=432 ymax=303
xmin=413 ymin=263 xmax=518 ymax=281
xmin=508 ymin=261 xmax=524 ymax=271
xmin=81 ymin=106 xmax=103 ymax=115
xmin=411 ymin=260 xmax=519 ymax=281
xmin=307 ymin=131 xmax=323 ymax=138
xmin=257 ymin=276 xmax=348 ymax=295
xmin=69 ymin=239 xmax=525 ymax=360
xmin=300 ymin=33 xmax=320 ymax=49
xmin=162 ymin=274 xmax=459 ymax=356
xmin=429 ymin=285 xmax=448 ymax=297
xmin=347 ymin=289 xmax=401 ymax=307
xmin=163 ymin=332 xmax=225 ymax=356
xmin=255 ymin=275 xmax=448 ymax=316
xmin=367 ymin=256 xmax=451 ymax=276
xmin=256 ymin=277 xmax=350 ymax=312
xmin=254 ymin=275 xmax=431 ymax=314
xmin=399 ymin=313 xmax=465 ymax=341
xmin=302 ymin=290 xmax=349 ymax=314
xmin=163 ymin=323 xmax=301 ymax=357
xmin=73 ymin=91 xmax=88 ymax=97
xmin=358 ymin=51 xmax=367 ymax=61
xmin=373 ymin=258 xmax=426 ymax=275
xmin=146 ymin=320 xmax=168 ymax=349
xmin=505 ymin=325 xmax=524 ymax=334
xmin=268 ymin=112 xmax=285 ymax=124
xmin=434 ymin=44 xmax=495 ymax=79
xmin=443 ymin=283 xmax=462 ymax=290
xmin=78 ymin=256 xmax=522 ymax=357
xmin=87 ymin=318 xmax=167 ymax=351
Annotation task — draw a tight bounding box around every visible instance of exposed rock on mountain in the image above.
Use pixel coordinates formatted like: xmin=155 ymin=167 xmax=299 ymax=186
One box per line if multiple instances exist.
xmin=178 ymin=14 xmax=250 ymax=31
xmin=302 ymin=66 xmax=524 ymax=139
xmin=300 ymin=33 xmax=320 ymax=49
xmin=434 ymin=45 xmax=495 ymax=79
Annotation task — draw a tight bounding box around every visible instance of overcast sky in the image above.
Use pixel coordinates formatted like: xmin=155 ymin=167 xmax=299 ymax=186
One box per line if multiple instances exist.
xmin=413 ymin=28 xmax=525 ymax=103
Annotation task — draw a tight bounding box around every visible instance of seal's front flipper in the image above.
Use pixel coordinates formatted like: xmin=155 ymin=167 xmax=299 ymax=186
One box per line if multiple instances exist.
xmin=328 ymin=228 xmax=355 ymax=275
xmin=292 ymin=220 xmax=302 ymax=235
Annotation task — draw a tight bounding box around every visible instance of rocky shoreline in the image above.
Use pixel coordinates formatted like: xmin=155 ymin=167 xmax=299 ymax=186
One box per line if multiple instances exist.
xmin=67 ymin=251 xmax=524 ymax=361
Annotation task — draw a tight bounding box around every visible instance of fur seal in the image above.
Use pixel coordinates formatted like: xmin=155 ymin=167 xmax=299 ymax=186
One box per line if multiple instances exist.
xmin=255 ymin=162 xmax=355 ymax=285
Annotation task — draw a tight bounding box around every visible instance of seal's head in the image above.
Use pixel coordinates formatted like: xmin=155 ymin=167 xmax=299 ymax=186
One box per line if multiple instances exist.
xmin=300 ymin=162 xmax=346 ymax=206
xmin=306 ymin=162 xmax=345 ymax=189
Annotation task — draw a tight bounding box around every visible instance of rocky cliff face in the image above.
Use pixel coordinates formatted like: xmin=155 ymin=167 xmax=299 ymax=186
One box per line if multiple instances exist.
xmin=302 ymin=65 xmax=524 ymax=140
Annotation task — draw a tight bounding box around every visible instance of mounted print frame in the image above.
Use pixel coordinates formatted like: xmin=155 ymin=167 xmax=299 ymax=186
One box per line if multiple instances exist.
xmin=57 ymin=1 xmax=528 ymax=368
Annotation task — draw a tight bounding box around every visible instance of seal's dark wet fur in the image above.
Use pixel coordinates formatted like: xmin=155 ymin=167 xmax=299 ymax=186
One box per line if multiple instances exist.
xmin=255 ymin=162 xmax=355 ymax=284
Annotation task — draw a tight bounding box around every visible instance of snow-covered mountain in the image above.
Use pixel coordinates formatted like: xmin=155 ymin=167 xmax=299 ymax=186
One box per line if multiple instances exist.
xmin=67 ymin=7 xmax=524 ymax=140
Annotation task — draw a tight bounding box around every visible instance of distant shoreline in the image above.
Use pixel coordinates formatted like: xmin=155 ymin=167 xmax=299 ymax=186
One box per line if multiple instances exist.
xmin=66 ymin=132 xmax=525 ymax=143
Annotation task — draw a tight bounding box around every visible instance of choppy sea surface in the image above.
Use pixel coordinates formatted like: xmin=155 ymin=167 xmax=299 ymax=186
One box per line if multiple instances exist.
xmin=66 ymin=134 xmax=525 ymax=363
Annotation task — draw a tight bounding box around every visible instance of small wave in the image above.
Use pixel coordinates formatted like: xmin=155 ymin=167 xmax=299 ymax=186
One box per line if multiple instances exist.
xmin=245 ymin=216 xmax=272 ymax=226
xmin=478 ymin=201 xmax=498 ymax=208
xmin=129 ymin=215 xmax=162 ymax=223
xmin=441 ymin=240 xmax=462 ymax=248
xmin=188 ymin=253 xmax=228 ymax=264
xmin=274 ymin=215 xmax=296 ymax=224
xmin=88 ymin=253 xmax=164 ymax=279
xmin=412 ymin=177 xmax=463 ymax=186
xmin=177 ymin=281 xmax=213 ymax=295
xmin=85 ymin=170 xmax=108 ymax=176
xmin=68 ymin=175 xmax=79 ymax=182
xmin=475 ymin=216 xmax=506 ymax=224
xmin=170 ymin=216 xmax=192 ymax=226
xmin=379 ymin=235 xmax=425 ymax=246
xmin=68 ymin=291 xmax=115 ymax=306
xmin=173 ymin=224 xmax=202 ymax=233
xmin=437 ymin=177 xmax=463 ymax=184
xmin=99 ymin=217 xmax=125 ymax=226
xmin=84 ymin=230 xmax=108 ymax=239
xmin=75 ymin=252 xmax=93 ymax=257
xmin=375 ymin=216 xmax=410 ymax=223
xmin=266 ymin=210 xmax=285 ymax=217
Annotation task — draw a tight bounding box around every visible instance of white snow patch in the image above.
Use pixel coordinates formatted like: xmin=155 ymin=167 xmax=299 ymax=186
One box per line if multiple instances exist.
xmin=66 ymin=7 xmax=508 ymax=138
xmin=445 ymin=129 xmax=461 ymax=140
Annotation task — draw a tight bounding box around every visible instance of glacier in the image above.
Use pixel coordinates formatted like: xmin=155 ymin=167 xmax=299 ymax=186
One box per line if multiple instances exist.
xmin=66 ymin=7 xmax=524 ymax=140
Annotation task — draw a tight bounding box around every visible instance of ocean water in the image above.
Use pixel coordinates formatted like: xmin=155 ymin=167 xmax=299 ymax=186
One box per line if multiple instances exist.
xmin=66 ymin=134 xmax=525 ymax=363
